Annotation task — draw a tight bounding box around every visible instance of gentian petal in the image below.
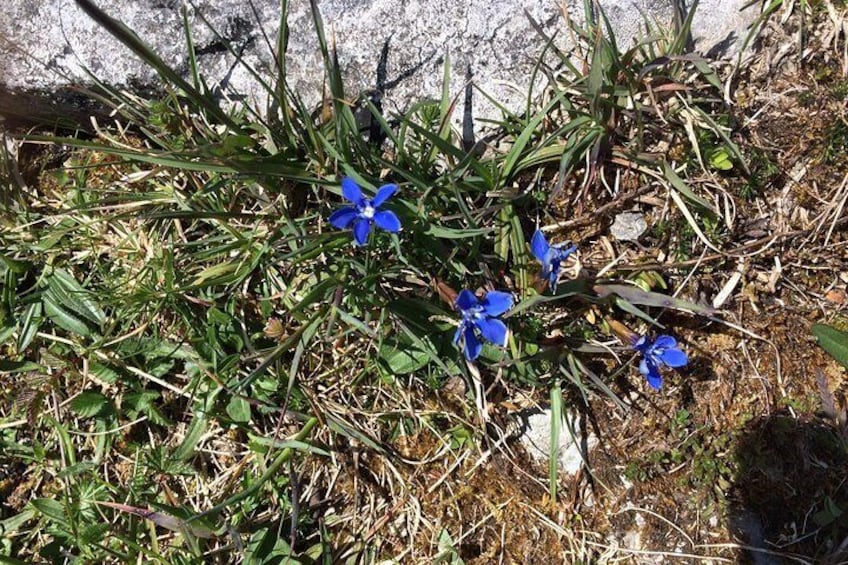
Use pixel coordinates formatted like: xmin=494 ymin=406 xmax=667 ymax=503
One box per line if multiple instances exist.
xmin=371 ymin=184 xmax=398 ymax=207
xmin=476 ymin=317 xmax=508 ymax=347
xmin=530 ymin=229 xmax=550 ymax=263
xmin=455 ymin=289 xmax=479 ymax=312
xmin=463 ymin=324 xmax=482 ymax=361
xmin=653 ymin=335 xmax=678 ymax=349
xmin=632 ymin=335 xmax=650 ymax=353
xmin=373 ymin=210 xmax=401 ymax=233
xmin=645 ymin=367 xmax=664 ymax=390
xmin=639 ymin=358 xmax=663 ymax=389
xmin=480 ymin=291 xmax=513 ymax=317
xmin=328 ymin=206 xmax=358 ymax=229
xmin=556 ymin=243 xmax=578 ymax=261
xmin=548 ymin=268 xmax=559 ymax=293
xmin=659 ymin=348 xmax=688 ymax=368
xmin=352 ymin=219 xmax=371 ymax=246
xmin=453 ymin=324 xmax=464 ymax=345
xmin=341 ymin=177 xmax=364 ymax=204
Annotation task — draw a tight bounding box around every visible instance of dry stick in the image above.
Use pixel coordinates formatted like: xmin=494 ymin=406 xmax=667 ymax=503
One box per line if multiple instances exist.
xmin=612 ymin=216 xmax=848 ymax=272
xmin=541 ymin=185 xmax=656 ymax=232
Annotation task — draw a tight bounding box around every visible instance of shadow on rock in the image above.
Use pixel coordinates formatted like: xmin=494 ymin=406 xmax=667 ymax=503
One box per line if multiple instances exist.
xmin=729 ymin=412 xmax=848 ymax=564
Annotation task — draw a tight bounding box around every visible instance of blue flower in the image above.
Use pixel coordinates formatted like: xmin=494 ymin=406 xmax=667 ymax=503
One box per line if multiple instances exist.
xmin=328 ymin=177 xmax=401 ymax=245
xmin=453 ymin=289 xmax=513 ymax=361
xmin=530 ymin=229 xmax=577 ymax=293
xmin=632 ymin=334 xmax=688 ymax=390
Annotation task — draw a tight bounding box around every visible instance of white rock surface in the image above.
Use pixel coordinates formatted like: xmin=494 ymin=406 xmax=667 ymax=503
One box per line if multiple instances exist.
xmin=611 ymin=211 xmax=648 ymax=241
xmin=0 ymin=0 xmax=759 ymax=129
xmin=518 ymin=408 xmax=597 ymax=475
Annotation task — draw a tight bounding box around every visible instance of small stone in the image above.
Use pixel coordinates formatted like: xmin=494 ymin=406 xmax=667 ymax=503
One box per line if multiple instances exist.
xmin=610 ymin=212 xmax=647 ymax=241
xmin=517 ymin=408 xmax=597 ymax=475
xmin=825 ymin=289 xmax=846 ymax=305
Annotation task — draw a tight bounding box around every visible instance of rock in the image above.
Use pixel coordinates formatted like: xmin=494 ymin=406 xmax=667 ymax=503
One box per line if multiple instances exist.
xmin=517 ymin=408 xmax=597 ymax=475
xmin=610 ymin=211 xmax=648 ymax=241
xmin=0 ymin=0 xmax=759 ymax=131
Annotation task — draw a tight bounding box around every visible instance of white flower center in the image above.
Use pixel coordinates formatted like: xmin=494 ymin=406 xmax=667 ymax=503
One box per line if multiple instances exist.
xmin=462 ymin=306 xmax=485 ymax=323
xmin=360 ymin=204 xmax=375 ymax=219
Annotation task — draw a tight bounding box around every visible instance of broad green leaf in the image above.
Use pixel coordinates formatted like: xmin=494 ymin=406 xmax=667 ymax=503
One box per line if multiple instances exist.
xmin=595 ymin=284 xmax=716 ymax=315
xmin=812 ymin=324 xmax=848 ymax=369
xmin=90 ymin=362 xmax=120 ymax=384
xmin=245 ymin=527 xmax=297 ymax=565
xmin=46 ymin=269 xmax=106 ymax=326
xmin=56 ymin=461 xmax=98 ymax=479
xmin=226 ymin=396 xmax=251 ymax=423
xmin=43 ymin=297 xmax=92 ymax=337
xmin=379 ymin=344 xmax=430 ymax=374
xmin=0 ymin=508 xmax=36 ymax=536
xmin=30 ymin=498 xmax=67 ymax=527
xmin=0 ymin=360 xmax=43 ymax=373
xmin=70 ymin=391 xmax=111 ymax=418
xmin=97 ymin=501 xmax=216 ymax=539
xmin=708 ymin=147 xmax=734 ymax=171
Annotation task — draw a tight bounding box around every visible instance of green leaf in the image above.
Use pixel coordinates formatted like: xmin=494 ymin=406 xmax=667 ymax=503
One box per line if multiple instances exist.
xmin=379 ymin=343 xmax=430 ymax=374
xmin=507 ymin=279 xmax=590 ymax=317
xmin=30 ymin=498 xmax=67 ymax=527
xmin=0 ymin=360 xmax=43 ymax=373
xmin=190 ymin=261 xmax=239 ymax=287
xmin=0 ymin=255 xmax=32 ymax=274
xmin=0 ymin=508 xmax=36 ymax=537
xmin=245 ymin=527 xmax=297 ymax=564
xmin=595 ymin=284 xmax=716 ymax=315
xmin=45 ymin=269 xmax=106 ymax=326
xmin=663 ymin=161 xmax=717 ymax=213
xmin=56 ymin=461 xmax=98 ymax=479
xmin=226 ymin=396 xmax=251 ymax=423
xmin=18 ymin=302 xmax=42 ymax=353
xmin=70 ymin=391 xmax=111 ymax=418
xmin=812 ymin=324 xmax=848 ymax=369
xmin=97 ymin=501 xmax=217 ymax=539
xmin=174 ymin=414 xmax=207 ymax=462
xmin=247 ymin=437 xmax=331 ymax=457
xmin=0 ymin=557 xmax=30 ymax=565
xmin=549 ymin=383 xmax=562 ymax=505
xmin=708 ymin=147 xmax=734 ymax=171
xmin=90 ymin=362 xmax=120 ymax=384
xmin=423 ymin=224 xmax=491 ymax=239
xmin=43 ymin=296 xmax=92 ymax=337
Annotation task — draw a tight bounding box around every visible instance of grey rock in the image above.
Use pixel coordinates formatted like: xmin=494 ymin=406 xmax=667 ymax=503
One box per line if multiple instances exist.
xmin=610 ymin=211 xmax=648 ymax=241
xmin=0 ymin=0 xmax=759 ymax=131
xmin=518 ymin=408 xmax=597 ymax=475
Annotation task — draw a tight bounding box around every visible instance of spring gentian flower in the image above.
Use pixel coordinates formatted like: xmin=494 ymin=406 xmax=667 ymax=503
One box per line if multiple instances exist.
xmin=329 ymin=177 xmax=401 ymax=245
xmin=453 ymin=289 xmax=513 ymax=361
xmin=530 ymin=229 xmax=577 ymax=292
xmin=632 ymin=334 xmax=688 ymax=390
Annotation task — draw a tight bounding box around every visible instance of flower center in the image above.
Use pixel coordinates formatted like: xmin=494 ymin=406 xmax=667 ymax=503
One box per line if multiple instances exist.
xmin=462 ymin=305 xmax=485 ymax=324
xmin=360 ymin=204 xmax=376 ymax=219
